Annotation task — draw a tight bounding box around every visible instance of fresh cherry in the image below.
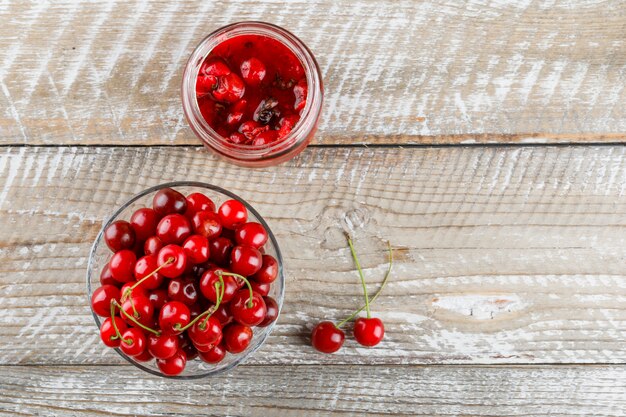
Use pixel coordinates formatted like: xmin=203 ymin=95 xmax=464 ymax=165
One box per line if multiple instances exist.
xmin=353 ymin=317 xmax=384 ymax=347
xmin=223 ymin=323 xmax=253 ymax=353
xmin=199 ymin=269 xmax=239 ymax=303
xmin=133 ymin=348 xmax=153 ymax=362
xmin=120 ymin=328 xmax=147 ymax=356
xmin=100 ymin=316 xmax=128 ymax=348
xmin=153 ymin=188 xmax=187 ymax=216
xmin=213 ymin=304 xmax=233 ymax=326
xmin=156 ymin=214 xmax=191 ymax=245
xmin=218 ymin=199 xmax=247 ymax=229
xmin=235 ymin=222 xmax=268 ymax=248
xmin=230 ymin=245 xmax=262 ymax=276
xmin=147 ymin=333 xmax=179 ymax=360
xmin=157 ymin=349 xmax=187 ymax=376
xmin=168 ymin=277 xmax=199 ymax=306
xmin=188 ymin=316 xmax=222 ymax=347
xmin=230 ymin=290 xmax=267 ymax=326
xmin=208 ymin=237 xmax=233 ymax=266
xmin=148 ymin=289 xmax=168 ymax=311
xmin=259 ymin=296 xmax=278 ymax=327
xmin=130 ymin=208 xmax=159 ymax=242
xmin=99 ymin=263 xmax=118 ymax=287
xmin=159 ymin=301 xmax=191 ymax=335
xmin=121 ymin=294 xmax=154 ymax=327
xmin=157 ymin=245 xmax=187 ymax=278
xmin=191 ymin=211 xmax=222 ymax=239
xmin=251 ymin=254 xmax=278 ymax=284
xmin=134 ymin=254 xmax=164 ymax=290
xmin=182 ymin=235 xmax=210 ymax=264
xmin=178 ymin=333 xmax=199 ymax=361
xmin=91 ymin=285 xmax=121 ymax=317
xmin=185 ymin=192 xmax=216 ymax=220
xmin=198 ymin=342 xmax=226 ymax=364
xmin=249 ymin=279 xmax=270 ymax=296
xmin=104 ymin=220 xmax=136 ymax=252
xmin=144 ymin=236 xmax=164 ymax=256
xmin=311 ymin=321 xmax=345 ymax=354
xmin=109 ymin=249 xmax=137 ymax=283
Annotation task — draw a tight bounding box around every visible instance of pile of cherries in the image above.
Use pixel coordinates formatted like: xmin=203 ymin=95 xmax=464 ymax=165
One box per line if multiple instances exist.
xmin=311 ymin=236 xmax=392 ymax=354
xmin=196 ymin=34 xmax=308 ymax=146
xmin=92 ymin=187 xmax=279 ymax=376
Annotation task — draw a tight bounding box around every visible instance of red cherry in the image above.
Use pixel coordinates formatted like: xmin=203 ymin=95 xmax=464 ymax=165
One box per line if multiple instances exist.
xmin=182 ymin=235 xmax=210 ymax=264
xmin=208 ymin=237 xmax=233 ymax=266
xmin=120 ymin=281 xmax=146 ymax=299
xmin=277 ymin=114 xmax=299 ymax=138
xmin=230 ymin=245 xmax=262 ymax=276
xmin=249 ymin=279 xmax=270 ymax=296
xmin=353 ymin=317 xmax=385 ymax=347
xmin=121 ymin=294 xmax=154 ymax=327
xmin=251 ymin=130 xmax=278 ymax=146
xmin=199 ymin=269 xmax=239 ymax=303
xmin=109 ymin=250 xmax=137 ymax=283
xmin=198 ymin=342 xmax=226 ymax=364
xmin=144 ymin=236 xmax=164 ymax=256
xmin=311 ymin=321 xmax=345 ymax=354
xmin=178 ymin=334 xmax=199 ymax=361
xmin=223 ymin=323 xmax=253 ymax=353
xmin=153 ymin=188 xmax=187 ymax=216
xmin=130 ymin=208 xmax=159 ymax=242
xmin=259 ymin=296 xmax=278 ymax=327
xmin=157 ymin=245 xmax=187 ymax=278
xmin=99 ymin=263 xmax=118 ymax=287
xmin=188 ymin=302 xmax=204 ymax=320
xmin=201 ymin=57 xmax=231 ymax=76
xmin=235 ymin=222 xmax=268 ymax=248
xmin=211 ymin=72 xmax=245 ymax=103
xmin=134 ymin=254 xmax=164 ymax=290
xmin=148 ymin=333 xmax=179 ymax=360
xmin=104 ymin=220 xmax=136 ymax=252
xmin=238 ymin=120 xmax=269 ymax=140
xmin=157 ymin=349 xmax=187 ymax=376
xmin=168 ymin=277 xmax=199 ymax=306
xmin=218 ymin=199 xmax=247 ymax=229
xmin=212 ymin=304 xmax=233 ymax=326
xmin=91 ymin=285 xmax=121 ymax=317
xmin=251 ymin=254 xmax=278 ymax=284
xmin=228 ymin=132 xmax=248 ymax=144
xmin=188 ymin=316 xmax=222 ymax=347
xmin=185 ymin=193 xmax=216 ymax=220
xmin=156 ymin=214 xmax=191 ymax=245
xmin=293 ymin=79 xmax=308 ymax=112
xmin=230 ymin=290 xmax=267 ymax=326
xmin=119 ymin=328 xmax=147 ymax=356
xmin=148 ymin=289 xmax=168 ymax=311
xmin=133 ymin=348 xmax=153 ymax=362
xmin=240 ymin=57 xmax=266 ymax=86
xmin=100 ymin=317 xmax=128 ymax=348
xmin=159 ymin=301 xmax=191 ymax=335
xmin=192 ymin=211 xmax=222 ymax=239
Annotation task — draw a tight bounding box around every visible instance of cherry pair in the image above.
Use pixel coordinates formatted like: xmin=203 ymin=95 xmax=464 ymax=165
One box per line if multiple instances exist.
xmin=311 ymin=237 xmax=393 ymax=354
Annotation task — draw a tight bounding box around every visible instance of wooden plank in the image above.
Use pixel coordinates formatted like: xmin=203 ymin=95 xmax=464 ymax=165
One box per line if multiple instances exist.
xmin=0 ymin=0 xmax=624 ymax=146
xmin=1 ymin=146 xmax=625 ymax=365
xmin=1 ymin=365 xmax=625 ymax=416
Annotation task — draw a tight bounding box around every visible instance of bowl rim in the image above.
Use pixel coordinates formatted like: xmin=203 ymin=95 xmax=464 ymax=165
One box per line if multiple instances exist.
xmin=86 ymin=181 xmax=285 ymax=379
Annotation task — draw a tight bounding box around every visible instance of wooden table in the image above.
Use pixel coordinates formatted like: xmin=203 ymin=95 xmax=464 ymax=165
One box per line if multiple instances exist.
xmin=1 ymin=1 xmax=625 ymax=416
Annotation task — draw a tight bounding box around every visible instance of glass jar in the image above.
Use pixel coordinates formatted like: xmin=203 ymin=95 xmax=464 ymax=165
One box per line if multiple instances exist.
xmin=181 ymin=21 xmax=323 ymax=167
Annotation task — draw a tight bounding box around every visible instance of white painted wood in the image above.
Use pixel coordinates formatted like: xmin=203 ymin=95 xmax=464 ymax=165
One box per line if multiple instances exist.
xmin=1 ymin=146 xmax=625 ymax=365
xmin=1 ymin=365 xmax=625 ymax=416
xmin=0 ymin=0 xmax=624 ymax=145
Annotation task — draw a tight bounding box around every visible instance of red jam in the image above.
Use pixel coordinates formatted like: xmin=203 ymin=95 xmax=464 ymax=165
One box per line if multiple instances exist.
xmin=195 ymin=35 xmax=308 ymax=146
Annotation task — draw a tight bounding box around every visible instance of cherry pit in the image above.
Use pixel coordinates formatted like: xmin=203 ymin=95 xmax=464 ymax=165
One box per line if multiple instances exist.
xmin=93 ymin=187 xmax=280 ymax=376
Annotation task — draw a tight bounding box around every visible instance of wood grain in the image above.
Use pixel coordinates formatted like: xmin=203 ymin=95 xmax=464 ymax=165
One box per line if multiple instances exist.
xmin=0 ymin=0 xmax=624 ymax=146
xmin=1 ymin=146 xmax=625 ymax=365
xmin=1 ymin=365 xmax=625 ymax=417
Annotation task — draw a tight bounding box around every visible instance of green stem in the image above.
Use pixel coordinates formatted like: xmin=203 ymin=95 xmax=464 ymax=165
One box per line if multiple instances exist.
xmin=122 ymin=257 xmax=174 ymax=302
xmin=345 ymin=233 xmax=371 ymax=318
xmin=217 ymin=271 xmax=254 ymax=308
xmin=113 ymin=300 xmax=161 ymax=336
xmin=176 ymin=275 xmax=226 ymax=332
xmin=336 ymin=241 xmax=393 ymax=328
xmin=109 ymin=300 xmax=123 ymax=341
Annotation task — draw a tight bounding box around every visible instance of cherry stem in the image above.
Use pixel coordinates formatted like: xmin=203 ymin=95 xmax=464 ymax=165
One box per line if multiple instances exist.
xmin=175 ymin=275 xmax=226 ymax=332
xmin=112 ymin=300 xmax=161 ymax=336
xmin=336 ymin=241 xmax=393 ymax=328
xmin=122 ymin=257 xmax=174 ymax=302
xmin=109 ymin=300 xmax=131 ymax=344
xmin=345 ymin=233 xmax=371 ymax=318
xmin=216 ymin=271 xmax=254 ymax=308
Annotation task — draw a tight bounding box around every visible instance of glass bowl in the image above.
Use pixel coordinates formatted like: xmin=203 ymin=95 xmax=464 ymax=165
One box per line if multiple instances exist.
xmin=86 ymin=181 xmax=284 ymax=379
xmin=181 ymin=21 xmax=323 ymax=167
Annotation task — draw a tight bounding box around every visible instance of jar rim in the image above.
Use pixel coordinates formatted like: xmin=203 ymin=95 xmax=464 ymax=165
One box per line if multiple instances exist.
xmin=181 ymin=21 xmax=323 ymax=163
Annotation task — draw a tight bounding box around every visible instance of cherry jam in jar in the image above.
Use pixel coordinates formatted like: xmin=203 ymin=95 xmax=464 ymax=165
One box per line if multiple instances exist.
xmin=182 ymin=22 xmax=323 ymax=167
